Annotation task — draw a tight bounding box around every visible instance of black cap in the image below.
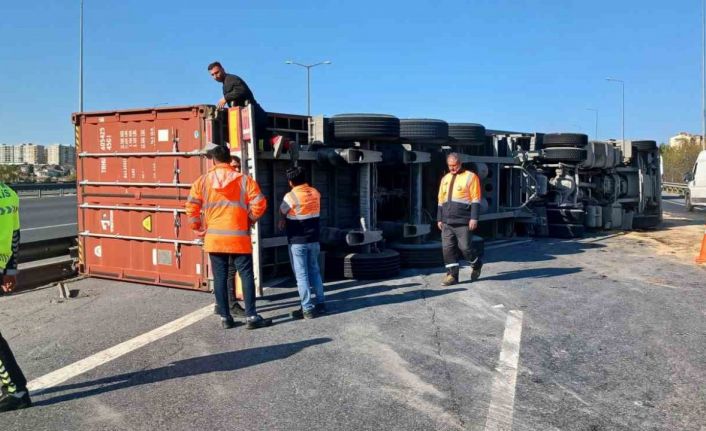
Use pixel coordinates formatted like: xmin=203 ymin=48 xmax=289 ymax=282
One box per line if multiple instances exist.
xmin=286 ymin=166 xmax=304 ymax=181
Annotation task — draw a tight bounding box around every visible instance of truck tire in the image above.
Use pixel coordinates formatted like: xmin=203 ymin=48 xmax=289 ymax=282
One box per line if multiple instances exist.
xmin=400 ymin=119 xmax=448 ymax=143
xmin=546 ymin=208 xmax=586 ymax=224
xmin=449 ymin=123 xmax=486 ymax=144
xmin=391 ymin=241 xmax=444 ymax=268
xmin=332 ymin=114 xmax=400 ymax=141
xmin=547 ymin=223 xmax=585 ymax=239
xmin=343 ymin=250 xmax=401 ymax=279
xmin=632 ymin=214 xmax=660 ymax=229
xmin=541 ymin=147 xmax=587 ymax=163
xmin=543 ymin=133 xmax=588 ymax=148
xmin=632 ymin=140 xmax=657 ymax=152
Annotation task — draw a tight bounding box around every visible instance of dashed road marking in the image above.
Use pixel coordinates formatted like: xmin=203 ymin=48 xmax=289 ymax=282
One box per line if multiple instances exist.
xmin=27 ymin=305 xmax=213 ymax=393
xmin=484 ymin=310 xmax=524 ymax=431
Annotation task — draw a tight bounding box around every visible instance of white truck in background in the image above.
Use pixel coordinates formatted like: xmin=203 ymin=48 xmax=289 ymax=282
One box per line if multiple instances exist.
xmin=685 ymin=150 xmax=706 ymax=211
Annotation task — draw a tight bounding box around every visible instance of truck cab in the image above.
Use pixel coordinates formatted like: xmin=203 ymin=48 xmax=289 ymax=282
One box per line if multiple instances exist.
xmin=686 ymin=150 xmax=706 ymax=211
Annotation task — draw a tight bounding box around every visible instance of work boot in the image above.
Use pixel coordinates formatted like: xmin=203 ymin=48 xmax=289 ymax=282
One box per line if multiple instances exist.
xmin=315 ymin=303 xmax=327 ymax=314
xmin=246 ymin=315 xmax=273 ymax=330
xmin=441 ymin=266 xmax=459 ymax=286
xmin=290 ymin=308 xmax=304 ymax=320
xmin=471 ymin=260 xmax=483 ymax=282
xmin=230 ymin=302 xmax=246 ymax=317
xmin=0 ymin=390 xmax=32 ymax=413
xmin=221 ymin=317 xmax=237 ymax=329
xmin=441 ymin=273 xmax=458 ymax=286
xmin=303 ymin=309 xmax=316 ymax=320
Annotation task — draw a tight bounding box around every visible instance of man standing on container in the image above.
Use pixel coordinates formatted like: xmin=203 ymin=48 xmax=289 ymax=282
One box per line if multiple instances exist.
xmin=278 ymin=167 xmax=326 ymax=319
xmin=208 ymin=61 xmax=287 ymax=158
xmin=186 ymin=145 xmax=272 ymax=329
xmin=437 ymin=152 xmax=483 ymax=286
xmin=0 ymin=183 xmax=32 ymax=412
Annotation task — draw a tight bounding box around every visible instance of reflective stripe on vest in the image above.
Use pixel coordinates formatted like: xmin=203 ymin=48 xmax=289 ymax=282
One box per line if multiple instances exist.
xmin=206 ymin=228 xmax=249 ymax=236
xmin=202 ymin=201 xmax=247 ymax=210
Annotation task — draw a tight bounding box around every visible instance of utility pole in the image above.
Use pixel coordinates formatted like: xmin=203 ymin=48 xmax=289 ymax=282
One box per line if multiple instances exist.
xmin=702 ymin=0 xmax=705 ymax=149
xmin=285 ymin=60 xmax=332 ymax=116
xmin=79 ymin=0 xmax=84 ymax=112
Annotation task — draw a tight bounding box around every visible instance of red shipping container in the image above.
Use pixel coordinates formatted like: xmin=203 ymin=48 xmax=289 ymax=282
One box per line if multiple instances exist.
xmin=73 ymin=105 xmax=225 ymax=291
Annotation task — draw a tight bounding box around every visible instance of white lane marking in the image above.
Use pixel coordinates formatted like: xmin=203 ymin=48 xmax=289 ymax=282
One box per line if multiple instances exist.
xmin=485 ymin=240 xmax=533 ymax=251
xmin=27 ymin=305 xmax=213 ymax=393
xmin=484 ymin=310 xmax=524 ymax=431
xmin=21 ymin=223 xmax=78 ymax=232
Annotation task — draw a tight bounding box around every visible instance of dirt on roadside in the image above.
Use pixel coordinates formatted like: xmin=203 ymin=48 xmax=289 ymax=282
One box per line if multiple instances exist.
xmin=624 ymin=209 xmax=705 ymax=263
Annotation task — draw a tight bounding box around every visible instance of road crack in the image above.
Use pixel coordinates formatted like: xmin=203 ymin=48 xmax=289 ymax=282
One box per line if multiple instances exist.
xmin=418 ymin=276 xmax=467 ymax=429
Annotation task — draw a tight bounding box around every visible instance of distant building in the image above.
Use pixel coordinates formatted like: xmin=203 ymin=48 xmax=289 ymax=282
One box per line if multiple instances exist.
xmin=12 ymin=145 xmax=24 ymax=164
xmin=47 ymin=144 xmax=76 ymax=167
xmin=0 ymin=145 xmax=14 ymax=164
xmin=669 ymin=132 xmax=703 ymax=148
xmin=22 ymin=144 xmax=46 ymax=165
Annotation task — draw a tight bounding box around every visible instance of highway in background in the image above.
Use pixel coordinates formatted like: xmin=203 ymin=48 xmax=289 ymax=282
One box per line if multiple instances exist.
xmin=20 ymin=195 xmax=77 ymax=243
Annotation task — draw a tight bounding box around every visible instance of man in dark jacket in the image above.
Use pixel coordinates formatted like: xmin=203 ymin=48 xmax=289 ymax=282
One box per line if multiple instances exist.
xmin=437 ymin=153 xmax=483 ymax=286
xmin=208 ymin=61 xmax=288 ymax=158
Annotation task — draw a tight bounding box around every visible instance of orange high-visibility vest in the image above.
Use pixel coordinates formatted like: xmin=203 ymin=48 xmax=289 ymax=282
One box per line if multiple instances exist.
xmin=281 ymin=184 xmax=321 ymax=221
xmin=437 ymin=170 xmax=481 ymax=224
xmin=185 ymin=163 xmax=267 ymax=254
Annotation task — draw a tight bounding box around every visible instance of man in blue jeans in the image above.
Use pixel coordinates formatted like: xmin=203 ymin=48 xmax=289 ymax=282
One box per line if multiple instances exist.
xmin=278 ymin=167 xmax=326 ymax=319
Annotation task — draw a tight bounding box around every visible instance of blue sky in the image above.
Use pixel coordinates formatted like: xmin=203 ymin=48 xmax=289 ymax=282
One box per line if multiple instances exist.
xmin=0 ymin=0 xmax=701 ymax=145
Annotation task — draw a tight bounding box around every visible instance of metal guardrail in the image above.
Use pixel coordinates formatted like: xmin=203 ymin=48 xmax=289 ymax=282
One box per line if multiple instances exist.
xmin=662 ymin=182 xmax=688 ymax=195
xmin=9 ymin=183 xmax=77 ymax=198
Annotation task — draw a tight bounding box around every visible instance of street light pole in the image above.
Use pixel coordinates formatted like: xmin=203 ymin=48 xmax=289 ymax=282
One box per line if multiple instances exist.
xmin=702 ymin=0 xmax=705 ymax=149
xmin=606 ymin=78 xmax=625 ymax=144
xmin=586 ymin=108 xmax=598 ymax=140
xmin=79 ymin=0 xmax=84 ymax=112
xmin=285 ymin=60 xmax=332 ymax=116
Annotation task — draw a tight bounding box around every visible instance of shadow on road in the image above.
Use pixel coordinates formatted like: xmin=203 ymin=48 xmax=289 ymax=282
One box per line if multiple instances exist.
xmin=266 ymin=282 xmax=466 ymax=325
xmin=32 ymin=337 xmax=332 ymax=406
xmin=481 ymin=266 xmax=582 ymax=281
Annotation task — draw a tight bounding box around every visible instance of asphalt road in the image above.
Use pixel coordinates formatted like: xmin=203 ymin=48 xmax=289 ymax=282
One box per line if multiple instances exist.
xmin=1 ymin=206 xmax=704 ymax=430
xmin=19 ymin=196 xmax=77 ymax=243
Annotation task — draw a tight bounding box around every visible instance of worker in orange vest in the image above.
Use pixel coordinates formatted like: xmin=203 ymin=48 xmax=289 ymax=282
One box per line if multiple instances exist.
xmin=437 ymin=152 xmax=483 ymax=286
xmin=278 ymin=166 xmax=326 ymax=319
xmin=213 ymin=154 xmax=246 ymax=317
xmin=186 ymin=145 xmax=271 ymax=329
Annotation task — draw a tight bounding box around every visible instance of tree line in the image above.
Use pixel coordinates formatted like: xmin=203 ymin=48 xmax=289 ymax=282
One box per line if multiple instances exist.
xmin=660 ymin=140 xmax=703 ymax=183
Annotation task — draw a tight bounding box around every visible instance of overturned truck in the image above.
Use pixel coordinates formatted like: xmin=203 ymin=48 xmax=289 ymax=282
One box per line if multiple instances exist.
xmin=72 ymin=105 xmax=661 ymax=293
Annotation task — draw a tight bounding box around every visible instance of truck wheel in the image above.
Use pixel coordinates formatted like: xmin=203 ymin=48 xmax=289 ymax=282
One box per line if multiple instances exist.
xmin=631 ymin=140 xmax=657 ymax=152
xmin=390 ymin=241 xmax=444 ymax=268
xmin=546 ymin=208 xmax=586 ymax=224
xmin=632 ymin=214 xmax=660 ymax=229
xmin=686 ymin=193 xmax=694 ymax=212
xmin=400 ymin=119 xmax=449 ymax=144
xmin=448 ymin=123 xmax=486 ymax=145
xmin=343 ymin=250 xmax=401 ymax=279
xmin=543 ymin=133 xmax=588 ymax=148
xmin=332 ymin=114 xmax=400 ymax=141
xmin=547 ymin=223 xmax=585 ymax=239
xmin=540 ymin=147 xmax=587 ymax=163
